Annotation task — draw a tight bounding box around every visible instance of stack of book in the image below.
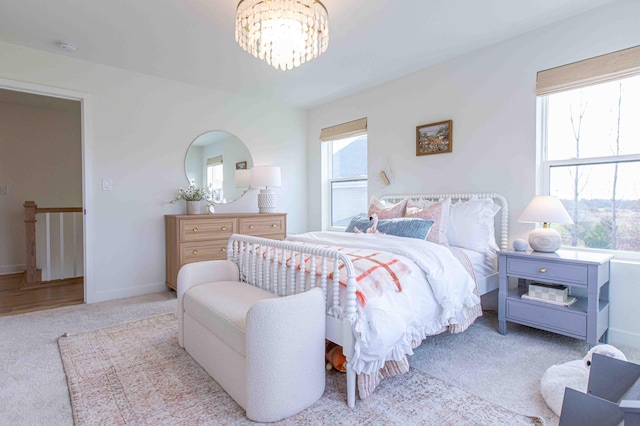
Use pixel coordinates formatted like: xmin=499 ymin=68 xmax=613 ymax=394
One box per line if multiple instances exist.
xmin=522 ymin=282 xmax=577 ymax=306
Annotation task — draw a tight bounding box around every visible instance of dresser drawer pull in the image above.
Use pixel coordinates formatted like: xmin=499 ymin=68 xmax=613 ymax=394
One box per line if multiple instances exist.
xmin=272 ymin=223 xmax=277 ymax=228
xmin=221 ymin=247 xmax=226 ymax=252
xmin=192 ymin=227 xmax=198 ymax=233
xmin=539 ymin=268 xmax=547 ymax=273
xmin=250 ymin=225 xmax=254 ymax=229
xmin=221 ymin=226 xmax=227 ymax=231
xmin=192 ymin=250 xmax=198 ymax=255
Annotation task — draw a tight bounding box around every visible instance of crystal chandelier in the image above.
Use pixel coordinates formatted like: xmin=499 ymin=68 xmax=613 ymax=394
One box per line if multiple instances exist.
xmin=235 ymin=0 xmax=329 ymax=71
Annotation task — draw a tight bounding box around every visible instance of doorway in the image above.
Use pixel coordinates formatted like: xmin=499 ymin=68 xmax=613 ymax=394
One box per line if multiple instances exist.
xmin=0 ymin=79 xmax=92 ymax=314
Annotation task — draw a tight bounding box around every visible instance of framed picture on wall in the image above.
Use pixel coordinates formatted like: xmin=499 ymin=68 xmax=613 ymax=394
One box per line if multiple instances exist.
xmin=416 ymin=120 xmax=452 ymax=156
xmin=236 ymin=161 xmax=247 ymax=170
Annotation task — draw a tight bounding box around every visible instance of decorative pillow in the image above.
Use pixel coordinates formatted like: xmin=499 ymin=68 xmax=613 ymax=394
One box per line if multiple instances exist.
xmin=404 ymin=198 xmax=451 ymax=245
xmin=447 ymin=197 xmax=501 ymax=254
xmin=367 ymin=196 xmax=408 ymax=220
xmin=345 ymin=216 xmax=434 ymax=240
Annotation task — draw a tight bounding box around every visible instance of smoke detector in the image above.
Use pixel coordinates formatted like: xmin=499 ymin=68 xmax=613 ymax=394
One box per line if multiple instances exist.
xmin=57 ymin=42 xmax=77 ymax=52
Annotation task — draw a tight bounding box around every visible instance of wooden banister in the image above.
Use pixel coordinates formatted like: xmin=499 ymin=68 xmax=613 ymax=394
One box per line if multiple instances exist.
xmin=23 ymin=201 xmax=38 ymax=285
xmin=23 ymin=201 xmax=83 ymax=286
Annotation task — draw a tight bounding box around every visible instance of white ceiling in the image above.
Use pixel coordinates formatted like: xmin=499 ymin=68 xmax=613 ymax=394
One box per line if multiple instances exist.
xmin=0 ymin=0 xmax=615 ymax=109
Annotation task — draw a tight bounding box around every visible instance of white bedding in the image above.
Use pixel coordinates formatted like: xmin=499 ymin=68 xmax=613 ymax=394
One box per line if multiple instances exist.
xmin=456 ymin=246 xmax=497 ymax=279
xmin=287 ymin=231 xmax=479 ymax=375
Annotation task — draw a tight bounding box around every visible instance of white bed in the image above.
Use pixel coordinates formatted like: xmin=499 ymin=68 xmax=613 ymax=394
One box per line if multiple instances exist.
xmin=226 ymin=193 xmax=508 ymax=407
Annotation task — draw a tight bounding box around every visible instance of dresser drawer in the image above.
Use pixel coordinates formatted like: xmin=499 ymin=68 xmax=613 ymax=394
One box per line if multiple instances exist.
xmin=180 ymin=218 xmax=235 ymax=242
xmin=507 ymin=258 xmax=588 ymax=285
xmin=239 ymin=216 xmax=285 ymax=236
xmin=507 ymin=299 xmax=586 ymax=338
xmin=180 ymin=241 xmax=229 ymax=264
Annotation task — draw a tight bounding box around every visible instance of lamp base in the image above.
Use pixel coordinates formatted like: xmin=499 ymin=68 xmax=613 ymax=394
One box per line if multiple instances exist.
xmin=528 ymin=228 xmax=562 ymax=252
xmin=257 ymin=188 xmax=277 ymax=214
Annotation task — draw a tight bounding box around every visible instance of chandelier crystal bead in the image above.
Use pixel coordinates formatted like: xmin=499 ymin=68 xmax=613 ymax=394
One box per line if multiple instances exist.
xmin=235 ymin=0 xmax=329 ymax=71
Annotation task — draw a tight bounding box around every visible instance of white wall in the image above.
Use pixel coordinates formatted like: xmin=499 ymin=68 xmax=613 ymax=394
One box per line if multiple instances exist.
xmin=0 ymin=100 xmax=82 ymax=274
xmin=307 ymin=0 xmax=640 ymax=348
xmin=0 ymin=41 xmax=307 ymax=302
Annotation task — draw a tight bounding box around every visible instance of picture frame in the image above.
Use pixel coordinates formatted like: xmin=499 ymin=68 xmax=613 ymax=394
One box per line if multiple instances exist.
xmin=416 ymin=120 xmax=452 ymax=156
xmin=235 ymin=161 xmax=247 ymax=170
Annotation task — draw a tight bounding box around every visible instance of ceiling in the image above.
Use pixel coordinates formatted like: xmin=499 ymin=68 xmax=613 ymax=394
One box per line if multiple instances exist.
xmin=0 ymin=0 xmax=615 ymax=109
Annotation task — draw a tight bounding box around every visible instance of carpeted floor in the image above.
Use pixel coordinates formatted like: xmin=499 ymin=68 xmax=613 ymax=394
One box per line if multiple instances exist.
xmin=58 ymin=313 xmax=544 ymax=425
xmin=1 ymin=291 xmax=639 ymax=425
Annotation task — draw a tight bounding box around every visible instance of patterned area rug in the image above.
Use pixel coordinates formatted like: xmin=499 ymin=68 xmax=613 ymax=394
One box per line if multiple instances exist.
xmin=58 ymin=313 xmax=544 ymax=425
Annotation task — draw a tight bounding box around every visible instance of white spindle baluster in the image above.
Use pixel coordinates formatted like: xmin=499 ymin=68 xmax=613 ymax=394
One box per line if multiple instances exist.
xmin=272 ymin=247 xmax=278 ymax=295
xmin=280 ymin=249 xmax=287 ymax=296
xmin=309 ymin=255 xmax=316 ymax=292
xmin=332 ymin=255 xmax=340 ymax=317
xmin=250 ymin=243 xmax=257 ymax=285
xmin=289 ymin=250 xmax=296 ymax=295
xmin=257 ymin=244 xmax=263 ymax=288
xmin=320 ymin=257 xmax=327 ymax=298
xmin=264 ymin=246 xmax=271 ymax=292
xmin=59 ymin=213 xmax=65 ymax=279
xmin=297 ymin=252 xmax=305 ymax=292
xmin=45 ymin=213 xmax=51 ymax=281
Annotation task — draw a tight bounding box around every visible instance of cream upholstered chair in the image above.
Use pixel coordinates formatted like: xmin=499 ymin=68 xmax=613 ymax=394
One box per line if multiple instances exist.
xmin=177 ymin=260 xmax=326 ymax=422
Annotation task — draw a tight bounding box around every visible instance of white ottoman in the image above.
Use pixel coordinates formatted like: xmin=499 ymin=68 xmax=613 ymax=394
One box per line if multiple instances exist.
xmin=177 ymin=260 xmax=326 ymax=422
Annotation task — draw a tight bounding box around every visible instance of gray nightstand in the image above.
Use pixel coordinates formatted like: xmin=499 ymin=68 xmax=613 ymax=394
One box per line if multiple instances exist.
xmin=498 ymin=249 xmax=613 ymax=346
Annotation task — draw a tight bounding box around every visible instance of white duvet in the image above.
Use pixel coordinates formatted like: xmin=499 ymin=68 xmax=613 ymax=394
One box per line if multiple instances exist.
xmin=287 ymin=231 xmax=480 ymax=374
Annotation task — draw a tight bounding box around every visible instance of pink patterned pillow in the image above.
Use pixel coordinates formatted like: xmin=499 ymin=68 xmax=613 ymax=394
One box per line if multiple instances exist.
xmin=367 ymin=196 xmax=408 ymax=220
xmin=404 ymin=198 xmax=451 ymax=245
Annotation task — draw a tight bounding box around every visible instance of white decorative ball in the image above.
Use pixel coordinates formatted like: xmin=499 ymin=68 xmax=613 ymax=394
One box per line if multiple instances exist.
xmin=513 ymin=239 xmax=528 ymax=251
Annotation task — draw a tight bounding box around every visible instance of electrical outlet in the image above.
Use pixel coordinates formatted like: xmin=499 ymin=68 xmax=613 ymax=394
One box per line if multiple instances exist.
xmin=102 ymin=179 xmax=112 ymax=191
xmin=0 ymin=185 xmax=7 ymax=195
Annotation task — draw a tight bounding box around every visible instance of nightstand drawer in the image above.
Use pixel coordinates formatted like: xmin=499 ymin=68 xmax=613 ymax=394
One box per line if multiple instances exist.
xmin=180 ymin=241 xmax=229 ymax=263
xmin=507 ymin=258 xmax=588 ymax=285
xmin=507 ymin=299 xmax=586 ymax=337
xmin=180 ymin=219 xmax=235 ymax=242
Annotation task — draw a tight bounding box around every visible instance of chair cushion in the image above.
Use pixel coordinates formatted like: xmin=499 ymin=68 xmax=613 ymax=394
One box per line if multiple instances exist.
xmin=183 ymin=281 xmax=276 ymax=356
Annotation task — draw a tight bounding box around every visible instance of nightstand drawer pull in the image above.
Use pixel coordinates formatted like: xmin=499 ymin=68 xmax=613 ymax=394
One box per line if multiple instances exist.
xmin=192 ymin=250 xmax=198 ymax=255
xmin=221 ymin=247 xmax=226 ymax=252
xmin=221 ymin=226 xmax=227 ymax=231
xmin=539 ymin=267 xmax=547 ymax=273
xmin=272 ymin=223 xmax=277 ymax=228
xmin=250 ymin=225 xmax=254 ymax=229
xmin=193 ymin=227 xmax=198 ymax=232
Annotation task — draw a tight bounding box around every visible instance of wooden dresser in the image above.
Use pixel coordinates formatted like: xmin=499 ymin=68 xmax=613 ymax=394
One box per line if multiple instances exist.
xmin=165 ymin=213 xmax=286 ymax=291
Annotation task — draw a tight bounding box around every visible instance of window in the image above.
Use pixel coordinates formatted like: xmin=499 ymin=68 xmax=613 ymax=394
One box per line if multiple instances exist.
xmin=538 ymin=48 xmax=640 ymax=253
xmin=328 ymin=136 xmax=368 ymax=228
xmin=206 ymin=156 xmax=224 ymax=202
xmin=320 ymin=118 xmax=368 ymax=229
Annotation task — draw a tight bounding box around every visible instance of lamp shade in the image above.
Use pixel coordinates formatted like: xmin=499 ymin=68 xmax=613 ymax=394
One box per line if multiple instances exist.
xmin=518 ymin=196 xmax=573 ymax=225
xmin=250 ymin=166 xmax=281 ymax=188
xmin=235 ymin=169 xmax=251 ymax=188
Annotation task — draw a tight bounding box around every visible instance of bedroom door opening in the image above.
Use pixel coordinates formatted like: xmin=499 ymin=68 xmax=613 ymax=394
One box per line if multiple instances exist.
xmin=0 ymin=79 xmax=91 ymax=315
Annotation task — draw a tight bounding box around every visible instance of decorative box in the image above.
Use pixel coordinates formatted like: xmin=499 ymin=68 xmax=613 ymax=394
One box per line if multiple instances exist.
xmin=528 ymin=282 xmax=569 ymax=302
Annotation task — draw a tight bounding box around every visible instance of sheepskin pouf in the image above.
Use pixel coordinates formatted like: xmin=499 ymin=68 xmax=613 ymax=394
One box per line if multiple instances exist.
xmin=540 ymin=344 xmax=627 ymax=416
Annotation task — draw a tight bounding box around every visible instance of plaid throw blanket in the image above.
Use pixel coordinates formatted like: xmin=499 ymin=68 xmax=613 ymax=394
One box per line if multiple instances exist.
xmin=260 ymin=245 xmax=411 ymax=307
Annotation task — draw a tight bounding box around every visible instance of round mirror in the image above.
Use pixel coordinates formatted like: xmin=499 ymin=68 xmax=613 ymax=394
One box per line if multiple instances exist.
xmin=184 ymin=130 xmax=253 ymax=204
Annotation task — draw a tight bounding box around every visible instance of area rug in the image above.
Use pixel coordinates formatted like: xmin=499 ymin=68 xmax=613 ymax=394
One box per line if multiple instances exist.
xmin=58 ymin=313 xmax=544 ymax=425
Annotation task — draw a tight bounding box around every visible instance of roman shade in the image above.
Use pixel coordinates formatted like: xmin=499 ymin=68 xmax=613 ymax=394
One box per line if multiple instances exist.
xmin=206 ymin=155 xmax=223 ymax=166
xmin=319 ymin=118 xmax=367 ymax=142
xmin=536 ymin=45 xmax=640 ymax=96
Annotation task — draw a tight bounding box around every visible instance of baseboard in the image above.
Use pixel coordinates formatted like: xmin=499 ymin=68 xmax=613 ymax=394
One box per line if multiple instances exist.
xmin=0 ymin=264 xmax=26 ymax=275
xmin=608 ymin=327 xmax=640 ymax=351
xmin=90 ymin=282 xmax=168 ymax=303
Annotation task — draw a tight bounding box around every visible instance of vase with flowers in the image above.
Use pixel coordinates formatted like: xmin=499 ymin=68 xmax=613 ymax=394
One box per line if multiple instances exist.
xmin=169 ymin=183 xmax=213 ymax=214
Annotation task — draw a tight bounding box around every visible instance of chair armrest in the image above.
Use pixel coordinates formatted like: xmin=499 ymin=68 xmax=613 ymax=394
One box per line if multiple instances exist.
xmin=177 ymin=260 xmax=239 ymax=347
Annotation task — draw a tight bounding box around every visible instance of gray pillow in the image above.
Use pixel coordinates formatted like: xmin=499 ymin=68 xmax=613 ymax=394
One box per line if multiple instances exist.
xmin=345 ymin=216 xmax=434 ymax=240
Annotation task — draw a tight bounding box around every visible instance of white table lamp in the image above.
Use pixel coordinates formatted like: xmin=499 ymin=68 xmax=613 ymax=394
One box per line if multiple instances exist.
xmin=518 ymin=195 xmax=573 ymax=252
xmin=250 ymin=166 xmax=281 ymax=213
xmin=235 ymin=169 xmax=251 ymax=188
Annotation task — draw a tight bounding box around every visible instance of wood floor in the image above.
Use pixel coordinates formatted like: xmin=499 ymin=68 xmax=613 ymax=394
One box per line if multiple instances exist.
xmin=0 ymin=272 xmax=83 ymax=316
